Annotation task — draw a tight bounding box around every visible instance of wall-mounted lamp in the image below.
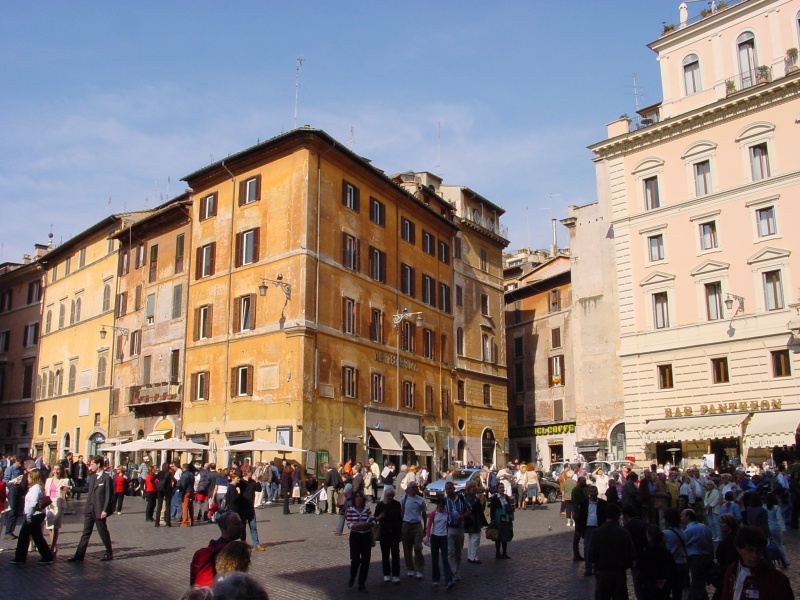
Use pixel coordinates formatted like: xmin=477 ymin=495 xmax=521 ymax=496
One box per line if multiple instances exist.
xmin=99 ymin=325 xmax=129 ymax=339
xmin=265 ymin=424 xmax=272 ymax=432
xmin=258 ymin=273 xmax=291 ymax=299
xmin=724 ymin=293 xmax=745 ymax=317
xmin=212 ymin=428 xmax=220 ymax=435
xmin=392 ymin=307 xmax=423 ymax=328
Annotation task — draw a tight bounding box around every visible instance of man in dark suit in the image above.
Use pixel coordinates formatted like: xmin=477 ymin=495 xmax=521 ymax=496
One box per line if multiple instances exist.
xmin=577 ymin=484 xmax=607 ymax=576
xmin=68 ymin=456 xmax=114 ymax=562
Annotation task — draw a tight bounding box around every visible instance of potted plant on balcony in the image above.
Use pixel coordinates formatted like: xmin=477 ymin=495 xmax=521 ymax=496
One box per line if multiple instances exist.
xmin=756 ymin=65 xmax=771 ymax=84
xmin=787 ymin=48 xmax=799 ymax=73
xmin=662 ymin=23 xmax=675 ymax=35
xmin=700 ymin=8 xmax=711 ymax=17
xmin=718 ymin=1 xmax=729 ymax=10
xmin=725 ymin=79 xmax=736 ymax=95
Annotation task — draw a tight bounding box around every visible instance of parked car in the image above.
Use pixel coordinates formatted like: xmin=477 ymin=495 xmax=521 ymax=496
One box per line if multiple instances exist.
xmin=424 ymin=468 xmax=482 ymax=501
xmin=537 ymin=472 xmax=561 ymax=503
xmin=549 ymin=460 xmax=586 ymax=479
xmin=588 ymin=460 xmax=645 ymax=475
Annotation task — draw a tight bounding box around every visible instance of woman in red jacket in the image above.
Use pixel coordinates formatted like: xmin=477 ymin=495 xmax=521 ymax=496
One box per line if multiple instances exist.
xmin=144 ymin=466 xmax=158 ymax=522
xmin=719 ymin=526 xmax=794 ymax=600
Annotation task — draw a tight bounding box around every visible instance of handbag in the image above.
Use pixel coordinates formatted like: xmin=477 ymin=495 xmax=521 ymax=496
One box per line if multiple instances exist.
xmin=36 ymin=495 xmax=53 ymax=511
xmin=292 ymin=483 xmax=301 ymax=498
xmin=371 ymin=522 xmax=381 ymax=547
xmin=485 ymin=524 xmax=499 ymax=541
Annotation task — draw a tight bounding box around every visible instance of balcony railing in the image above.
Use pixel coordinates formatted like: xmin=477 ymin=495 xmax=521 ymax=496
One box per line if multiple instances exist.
xmin=727 ymin=67 xmax=772 ymax=94
xmin=128 ymin=382 xmax=181 ymax=407
xmin=463 ymin=212 xmax=509 ymax=239
xmin=675 ymin=0 xmax=748 ymax=31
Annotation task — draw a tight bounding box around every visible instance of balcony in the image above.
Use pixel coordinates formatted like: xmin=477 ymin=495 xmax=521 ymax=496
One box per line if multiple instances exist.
xmin=127 ymin=382 xmax=181 ymax=409
xmin=463 ymin=212 xmax=509 ymax=240
xmin=727 ymin=67 xmax=772 ymax=94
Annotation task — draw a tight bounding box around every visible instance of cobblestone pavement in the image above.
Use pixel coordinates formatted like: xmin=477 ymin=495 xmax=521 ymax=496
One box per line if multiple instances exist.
xmin=1 ymin=497 xmax=799 ymax=599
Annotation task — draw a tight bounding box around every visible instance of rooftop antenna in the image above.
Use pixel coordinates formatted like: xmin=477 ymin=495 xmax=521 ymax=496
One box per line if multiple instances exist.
xmin=294 ymin=56 xmax=304 ymax=129
xmin=436 ymin=120 xmax=441 ymax=176
xmin=627 ymin=72 xmax=645 ymax=113
xmin=525 ymin=205 xmax=530 ymax=249
xmin=349 ymin=126 xmax=356 ymax=149
xmin=167 ymin=176 xmax=171 ymax=199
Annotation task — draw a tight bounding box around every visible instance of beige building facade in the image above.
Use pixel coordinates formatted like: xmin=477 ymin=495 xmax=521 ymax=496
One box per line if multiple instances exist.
xmin=589 ymin=0 xmax=800 ymax=466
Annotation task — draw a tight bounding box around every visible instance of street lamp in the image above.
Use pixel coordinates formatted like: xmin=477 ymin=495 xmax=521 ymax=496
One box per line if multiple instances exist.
xmin=99 ymin=325 xmax=128 ymax=339
xmin=258 ymin=273 xmax=292 ymax=299
xmin=392 ymin=308 xmax=423 ymax=410
xmin=724 ymin=293 xmax=744 ymax=316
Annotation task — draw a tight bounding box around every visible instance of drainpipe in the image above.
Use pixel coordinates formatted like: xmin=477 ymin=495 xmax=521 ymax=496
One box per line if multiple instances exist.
xmin=220 ymin=161 xmax=237 ymax=460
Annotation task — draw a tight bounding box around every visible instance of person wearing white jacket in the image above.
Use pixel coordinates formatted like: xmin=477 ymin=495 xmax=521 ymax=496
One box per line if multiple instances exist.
xmin=11 ymin=468 xmax=54 ymax=565
xmin=43 ymin=464 xmax=71 ymax=556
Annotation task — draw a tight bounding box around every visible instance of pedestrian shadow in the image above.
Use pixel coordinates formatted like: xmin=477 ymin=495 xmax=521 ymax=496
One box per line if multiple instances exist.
xmin=263 ymin=539 xmax=307 ymax=548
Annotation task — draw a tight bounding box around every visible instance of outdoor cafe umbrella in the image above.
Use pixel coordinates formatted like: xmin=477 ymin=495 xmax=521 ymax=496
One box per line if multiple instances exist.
xmin=228 ymin=440 xmax=304 ymax=454
xmin=146 ymin=437 xmax=209 ymax=452
xmin=109 ymin=438 xmax=149 ymax=452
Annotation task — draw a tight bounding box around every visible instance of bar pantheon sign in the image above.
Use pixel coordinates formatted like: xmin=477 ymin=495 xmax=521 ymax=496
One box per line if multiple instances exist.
xmin=664 ymin=399 xmax=782 ymax=418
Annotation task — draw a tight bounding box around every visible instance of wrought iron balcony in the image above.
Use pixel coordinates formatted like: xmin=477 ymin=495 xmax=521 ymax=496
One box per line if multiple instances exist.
xmin=127 ymin=382 xmax=181 ymax=407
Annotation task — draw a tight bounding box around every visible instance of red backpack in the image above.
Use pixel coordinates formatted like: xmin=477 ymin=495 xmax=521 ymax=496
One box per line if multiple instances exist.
xmin=189 ymin=539 xmax=228 ymax=587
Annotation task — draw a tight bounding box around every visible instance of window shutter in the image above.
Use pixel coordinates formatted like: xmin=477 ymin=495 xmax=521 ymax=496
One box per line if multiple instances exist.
xmin=193 ymin=307 xmax=200 ymax=341
xmin=203 ymin=372 xmax=210 ymax=400
xmin=561 ymin=356 xmax=566 ymax=382
xmin=340 ymin=367 xmax=345 ymax=395
xmin=191 ymin=373 xmax=198 ymax=400
xmin=356 ymin=302 xmax=362 ymax=336
xmin=341 ymin=297 xmax=347 ymax=333
xmin=230 ymin=368 xmax=237 ymax=397
xmin=234 ymin=232 xmax=243 ymax=268
xmin=354 ymin=368 xmax=359 ymax=398
xmin=32 ymin=323 xmax=39 ymax=345
xmin=380 ymin=251 xmax=386 ymax=283
xmin=252 ymin=228 xmax=260 ymax=263
xmin=116 ymin=335 xmax=124 ymax=360
xmin=249 ymin=294 xmax=257 ymax=329
xmin=246 ymin=366 xmax=254 ymax=395
xmin=195 ymin=247 xmax=203 ymax=279
xmin=205 ymin=305 xmax=213 ymax=338
xmin=355 ymin=238 xmax=360 ymax=272
xmin=341 ymin=232 xmax=347 ymax=266
xmin=548 ymin=357 xmax=553 ymax=385
xmin=254 ymin=175 xmax=261 ymax=202
xmin=23 ymin=325 xmax=29 ymax=345
xmin=209 ymin=243 xmax=216 ymax=276
xmin=411 ymin=267 xmax=416 ymax=297
xmin=232 ymin=297 xmax=241 ymax=333
xmin=353 ymin=186 xmax=360 ymax=212
xmin=238 ymin=180 xmax=246 ymax=206
xmin=341 ymin=180 xmax=348 ymax=207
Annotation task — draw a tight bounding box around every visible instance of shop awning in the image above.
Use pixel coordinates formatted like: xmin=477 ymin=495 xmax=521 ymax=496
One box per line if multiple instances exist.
xmin=145 ymin=432 xmax=167 ymax=442
xmin=744 ymin=410 xmax=800 ymax=448
xmin=402 ymin=433 xmax=433 ymax=455
xmin=642 ymin=413 xmax=748 ymax=443
xmin=369 ymin=430 xmax=403 ymax=454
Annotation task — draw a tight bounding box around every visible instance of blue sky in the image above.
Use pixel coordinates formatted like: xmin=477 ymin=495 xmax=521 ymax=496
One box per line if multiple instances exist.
xmin=0 ymin=1 xmax=694 ymax=263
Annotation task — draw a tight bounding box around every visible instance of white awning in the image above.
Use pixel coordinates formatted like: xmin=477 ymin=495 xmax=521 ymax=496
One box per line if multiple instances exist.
xmin=369 ymin=430 xmax=403 ymax=454
xmin=642 ymin=413 xmax=747 ymax=443
xmin=402 ymin=433 xmax=433 ymax=455
xmin=145 ymin=432 xmax=167 ymax=442
xmin=744 ymin=410 xmax=800 ymax=448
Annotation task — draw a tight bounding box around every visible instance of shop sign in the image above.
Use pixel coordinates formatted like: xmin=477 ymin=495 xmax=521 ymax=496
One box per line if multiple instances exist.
xmin=532 ymin=422 xmax=576 ymax=436
xmin=375 ymin=350 xmax=418 ymax=372
xmin=664 ymin=399 xmax=781 ymax=418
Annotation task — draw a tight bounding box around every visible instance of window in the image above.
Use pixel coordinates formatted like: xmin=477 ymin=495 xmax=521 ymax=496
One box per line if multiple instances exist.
xmin=97 ymin=355 xmax=107 ymax=387
xmin=453 ymin=237 xmax=462 ymax=260
xmin=549 ymin=289 xmax=561 ymax=313
xmin=172 ymin=284 xmax=183 ymax=319
xmin=371 ymin=373 xmax=384 ymax=403
xmin=422 ymin=231 xmax=435 ymax=255
xmin=658 ymin=364 xmax=674 ymax=389
xmin=513 ymin=337 xmax=524 ymax=358
xmin=402 ymin=381 xmax=415 ymax=408
xmin=234 ymin=294 xmax=256 ymax=332
xmin=175 ymin=233 xmax=185 ymax=274
xmin=342 ymin=366 xmax=358 ymax=398
xmin=23 ymin=323 xmax=39 ymax=347
xmin=711 ymin=357 xmax=729 ymax=384
xmin=342 ymin=233 xmax=359 ymax=271
xmin=644 ymin=176 xmax=660 ymax=210
xmin=481 ymin=334 xmax=492 ymax=362
xmin=142 ymin=355 xmax=151 ymax=385
xmin=145 ymin=293 xmax=156 ymax=325
xmin=425 ymin=385 xmax=434 ymax=413
xmin=116 ymin=292 xmax=127 ymax=318
xmin=195 ymin=305 xmax=212 ymax=340
xmin=648 ymin=234 xmax=665 ymax=262
xmin=118 ymin=250 xmax=130 ymax=276
xmin=423 ymin=329 xmax=435 ymax=359
xmin=483 ymin=384 xmax=491 ymax=406
xmin=549 ymin=355 xmax=565 ymax=387
xmin=455 ymin=285 xmax=463 ymax=308
xmin=115 ymin=335 xmax=124 ymax=361
xmin=59 ymin=302 xmax=66 ymax=327
xmin=370 ymin=309 xmax=384 ymax=343
xmin=705 ymin=282 xmax=723 ymax=321
xmin=750 ymin=143 xmax=770 ymax=181
xmin=457 ymin=380 xmax=465 ymax=403
xmin=401 ymin=321 xmax=416 ymax=353
xmin=440 ymin=334 xmax=447 ymax=363
xmin=342 ymin=180 xmax=360 ymax=211
xmin=64 ymin=256 xmax=71 ymax=276
xmin=683 ymin=53 xmax=702 ymax=94
xmin=130 ymin=330 xmax=141 ymax=356
xmin=148 ymin=244 xmax=158 ymax=282
xmin=694 ymin=160 xmax=712 ymax=196
xmin=38 ymin=417 xmax=43 ymax=435
xmin=438 ymin=241 xmax=450 ymax=264
xmin=401 ymin=218 xmax=415 ymax=244
xmin=134 ymin=285 xmax=142 ymax=311
xmin=551 ymin=328 xmax=561 ymax=349
xmin=240 ymin=176 xmax=260 ymax=205
xmin=763 ymin=270 xmax=784 ymax=311
xmin=479 ymin=248 xmax=488 ymax=271
xmin=342 ymin=297 xmax=356 ymax=335
xmin=737 ymin=32 xmax=758 ymax=89
xmin=422 ymin=275 xmax=436 ymax=306
xmin=135 ymin=244 xmax=145 ymax=269
xmin=27 ymin=280 xmax=41 ymax=304
xmin=192 ymin=371 xmax=209 ymax=401
xmin=699 ymin=221 xmax=718 ymax=251
xmin=369 ymin=197 xmax=385 ymax=226
xmin=54 ymin=368 xmax=63 ymax=395
xmin=756 ymin=207 xmax=776 ymax=237
xmin=514 ymin=363 xmax=524 ymax=394
xmin=456 ymin=327 xmax=464 ymax=356
xmin=51 ymin=415 xmax=57 ymax=434
xmin=73 ymin=297 xmax=82 ymax=323
xmin=196 ymin=243 xmax=216 ymax=279
xmin=0 ymin=330 xmax=8 ymax=352
xmin=235 ymin=228 xmax=260 ymax=267
xmin=368 ymin=247 xmax=386 ymax=283
xmin=442 ymin=389 xmax=450 ymax=416
xmin=200 ymin=193 xmax=217 ymax=220
xmin=400 ymin=264 xmax=415 ymax=297
xmin=232 ymin=365 xmax=253 ymax=396
xmin=772 ymin=350 xmax=791 ymax=378
xmin=439 ymin=283 xmax=451 ymax=314
xmin=94 ymin=413 xmax=100 ymax=426
xmin=0 ymin=290 xmax=10 ymax=312
xmin=653 ymin=292 xmax=669 ymax=329
xmin=21 ymin=364 xmax=33 ymax=399
xmin=169 ymin=349 xmax=180 ymax=384
xmin=78 ymin=247 xmax=86 ymax=268
xmin=102 ymin=284 xmax=111 ymax=312
xmin=481 ymin=294 xmax=490 ymax=316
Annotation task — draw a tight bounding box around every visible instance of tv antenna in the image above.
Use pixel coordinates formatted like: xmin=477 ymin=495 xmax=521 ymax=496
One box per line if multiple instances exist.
xmin=349 ymin=126 xmax=356 ymax=149
xmin=436 ymin=120 xmax=441 ymax=176
xmin=294 ymin=57 xmax=304 ymax=129
xmin=626 ymin=72 xmax=646 ymax=113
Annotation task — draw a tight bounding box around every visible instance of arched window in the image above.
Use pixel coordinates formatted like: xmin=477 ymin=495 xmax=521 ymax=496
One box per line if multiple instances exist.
xmin=682 ymin=53 xmax=702 ymax=94
xmin=38 ymin=416 xmax=44 ymax=435
xmin=45 ymin=310 xmax=52 ymax=334
xmin=50 ymin=415 xmax=57 ymax=434
xmin=58 ymin=304 xmax=65 ymax=329
xmin=456 ymin=327 xmax=464 ymax=356
xmin=74 ymin=297 xmax=81 ymax=322
xmin=70 ymin=299 xmax=76 ymax=325
xmin=737 ymin=32 xmax=758 ymax=88
xmin=54 ymin=369 xmax=63 ymax=395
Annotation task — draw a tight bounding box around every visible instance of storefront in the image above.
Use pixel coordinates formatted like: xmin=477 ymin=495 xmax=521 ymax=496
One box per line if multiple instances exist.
xmin=531 ymin=422 xmax=577 ymax=472
xmin=642 ymin=413 xmax=749 ymax=468
xmin=743 ymin=410 xmax=800 ymax=465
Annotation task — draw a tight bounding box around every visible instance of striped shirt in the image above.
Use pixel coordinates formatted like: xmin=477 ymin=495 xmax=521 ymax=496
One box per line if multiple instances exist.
xmin=346 ymin=505 xmax=374 ymax=532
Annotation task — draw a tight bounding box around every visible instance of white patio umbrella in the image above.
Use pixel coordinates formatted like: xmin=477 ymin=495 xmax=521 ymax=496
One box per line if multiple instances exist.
xmin=147 ymin=437 xmax=209 ymax=451
xmin=110 ymin=439 xmax=149 ymax=452
xmin=228 ymin=440 xmax=304 ymax=453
